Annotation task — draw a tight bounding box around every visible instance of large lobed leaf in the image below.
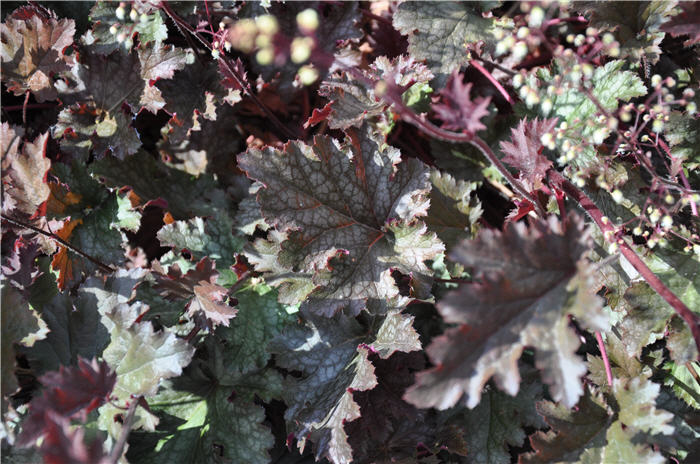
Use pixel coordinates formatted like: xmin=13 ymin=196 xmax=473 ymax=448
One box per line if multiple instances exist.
xmin=127 ymin=283 xmax=293 ymax=464
xmin=80 ymin=269 xmax=195 ymax=438
xmin=271 ymin=300 xmax=421 ymax=463
xmin=1 ymin=126 xmax=51 ymax=218
xmin=393 ymin=1 xmax=497 ymax=88
xmin=405 ymin=213 xmax=606 ymax=410
xmin=238 ymin=124 xmax=443 ymax=317
xmin=575 ymin=1 xmax=677 ymax=64
xmin=0 ymin=6 xmax=75 ymax=102
xmin=47 ymin=161 xmax=125 ymax=289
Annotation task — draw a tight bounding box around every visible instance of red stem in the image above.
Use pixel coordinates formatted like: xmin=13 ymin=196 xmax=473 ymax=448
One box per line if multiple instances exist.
xmin=549 ymin=169 xmax=700 ymax=359
xmin=470 ymin=60 xmax=514 ymax=105
xmin=22 ymin=90 xmax=30 ymax=126
xmin=544 ymin=16 xmax=587 ymax=28
xmin=2 ymin=103 xmax=57 ymax=111
xmin=595 ymin=331 xmax=613 ymax=386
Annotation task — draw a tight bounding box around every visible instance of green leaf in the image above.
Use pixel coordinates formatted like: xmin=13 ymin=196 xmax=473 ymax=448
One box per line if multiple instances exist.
xmin=156 ymin=215 xmax=244 ymax=270
xmin=620 ymin=245 xmax=700 ymax=362
xmin=112 ymin=192 xmax=141 ymax=232
xmin=1 ymin=284 xmax=47 ymax=408
xmin=238 ymin=124 xmax=442 ymax=316
xmin=424 ymin=169 xmax=482 ymax=251
xmin=219 ymin=284 xmax=295 ymax=375
xmin=615 ymin=375 xmax=674 ymax=436
xmin=405 ymin=213 xmax=605 ymax=410
xmin=127 ymin=283 xmax=290 ymax=464
xmin=524 ymin=59 xmax=646 ymax=169
xmin=575 ymin=1 xmax=677 ymax=64
xmin=595 ymin=421 xmax=666 ymax=463
xmin=91 ymin=150 xmax=229 ymax=220
xmin=665 ymin=110 xmax=700 ymax=169
xmin=88 ymin=1 xmax=167 ymax=54
xmin=458 ymin=369 xmax=545 ymax=464
xmin=81 ymin=269 xmax=195 ymax=437
xmin=49 ymin=161 xmax=126 ymax=288
xmin=663 ymin=361 xmax=700 ymax=409
xmin=393 ymin=2 xmax=497 ymax=87
xmin=20 ymin=258 xmax=109 ymax=376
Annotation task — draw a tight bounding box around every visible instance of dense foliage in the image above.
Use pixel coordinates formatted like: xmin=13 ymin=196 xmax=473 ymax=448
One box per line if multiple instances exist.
xmin=1 ymin=1 xmax=699 ymax=463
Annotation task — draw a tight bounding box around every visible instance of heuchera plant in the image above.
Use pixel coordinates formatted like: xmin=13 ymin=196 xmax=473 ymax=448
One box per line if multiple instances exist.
xmin=2 ymin=1 xmax=700 ymax=463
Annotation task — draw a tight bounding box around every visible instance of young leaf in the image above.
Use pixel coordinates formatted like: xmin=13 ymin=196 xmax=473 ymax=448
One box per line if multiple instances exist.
xmin=153 ymin=257 xmax=237 ymax=328
xmin=238 ymin=124 xmax=442 ymax=316
xmin=17 ymin=358 xmax=115 ymax=447
xmin=405 ymin=213 xmax=605 ymax=410
xmin=81 ymin=270 xmax=195 ymax=437
xmin=432 ymin=71 xmax=491 ymax=134
xmin=499 ymin=118 xmax=558 ymax=191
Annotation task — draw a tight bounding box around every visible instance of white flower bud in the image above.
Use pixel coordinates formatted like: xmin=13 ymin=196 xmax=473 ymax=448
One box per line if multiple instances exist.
xmin=296 ymin=8 xmax=319 ymax=32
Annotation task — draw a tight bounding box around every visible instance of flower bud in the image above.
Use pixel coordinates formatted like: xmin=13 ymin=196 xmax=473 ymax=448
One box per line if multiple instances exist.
xmin=296 ymin=8 xmax=319 ymax=32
